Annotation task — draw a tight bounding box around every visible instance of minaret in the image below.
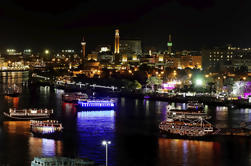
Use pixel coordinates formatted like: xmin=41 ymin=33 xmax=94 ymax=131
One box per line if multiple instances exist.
xmin=81 ymin=37 xmax=86 ymax=63
xmin=114 ymin=29 xmax=120 ymax=54
xmin=167 ymin=34 xmax=172 ymax=54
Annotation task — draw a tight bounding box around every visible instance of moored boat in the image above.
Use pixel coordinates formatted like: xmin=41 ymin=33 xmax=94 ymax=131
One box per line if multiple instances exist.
xmin=3 ymin=108 xmax=53 ymax=120
xmin=62 ymin=92 xmax=88 ymax=103
xmin=187 ymin=101 xmax=204 ymax=110
xmin=159 ymin=117 xmax=220 ymax=138
xmin=77 ymin=98 xmax=116 ymax=109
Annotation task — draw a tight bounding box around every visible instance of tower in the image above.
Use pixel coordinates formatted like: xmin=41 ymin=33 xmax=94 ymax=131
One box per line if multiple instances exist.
xmin=114 ymin=29 xmax=120 ymax=54
xmin=167 ymin=34 xmax=172 ymax=54
xmin=81 ymin=37 xmax=86 ymax=63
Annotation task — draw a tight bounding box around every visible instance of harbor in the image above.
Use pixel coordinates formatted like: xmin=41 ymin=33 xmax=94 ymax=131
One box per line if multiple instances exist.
xmin=0 ymin=72 xmax=251 ymax=166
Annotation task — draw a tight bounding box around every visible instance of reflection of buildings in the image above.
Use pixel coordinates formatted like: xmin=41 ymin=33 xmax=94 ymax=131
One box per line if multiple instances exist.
xmin=4 ymin=96 xmax=19 ymax=108
xmin=29 ymin=137 xmax=63 ymax=157
xmin=158 ymin=138 xmax=219 ymax=166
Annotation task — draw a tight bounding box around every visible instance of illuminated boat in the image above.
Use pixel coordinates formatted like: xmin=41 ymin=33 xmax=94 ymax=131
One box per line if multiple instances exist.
xmin=159 ymin=117 xmax=219 ymax=138
xmin=31 ymin=157 xmax=95 ymax=166
xmin=77 ymin=98 xmax=116 ymax=109
xmin=187 ymin=101 xmax=204 ymax=110
xmin=62 ymin=92 xmax=88 ymax=103
xmin=3 ymin=108 xmax=53 ymax=120
xmin=30 ymin=120 xmax=63 ymax=137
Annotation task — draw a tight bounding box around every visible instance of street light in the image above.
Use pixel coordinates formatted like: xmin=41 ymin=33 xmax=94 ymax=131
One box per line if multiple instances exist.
xmin=102 ymin=140 xmax=111 ymax=166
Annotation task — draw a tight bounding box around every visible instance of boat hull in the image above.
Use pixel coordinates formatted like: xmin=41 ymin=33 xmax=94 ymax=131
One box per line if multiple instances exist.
xmin=159 ymin=129 xmax=217 ymax=140
xmin=3 ymin=112 xmax=51 ymax=121
xmin=31 ymin=131 xmax=63 ymax=139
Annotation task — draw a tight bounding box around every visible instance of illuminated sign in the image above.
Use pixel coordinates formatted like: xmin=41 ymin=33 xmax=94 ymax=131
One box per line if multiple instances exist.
xmin=167 ymin=42 xmax=172 ymax=47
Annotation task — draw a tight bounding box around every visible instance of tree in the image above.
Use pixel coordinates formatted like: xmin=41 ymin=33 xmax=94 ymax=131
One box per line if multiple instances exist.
xmin=146 ymin=76 xmax=163 ymax=91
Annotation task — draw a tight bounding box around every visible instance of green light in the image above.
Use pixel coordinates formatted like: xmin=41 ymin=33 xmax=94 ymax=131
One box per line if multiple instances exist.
xmin=168 ymin=42 xmax=172 ymax=47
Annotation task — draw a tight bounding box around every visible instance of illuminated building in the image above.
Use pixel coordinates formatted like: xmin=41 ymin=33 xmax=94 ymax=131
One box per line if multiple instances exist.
xmin=87 ymin=54 xmax=98 ymax=61
xmin=81 ymin=36 xmax=86 ymax=62
xmin=122 ymin=54 xmax=128 ymax=63
xmin=114 ymin=29 xmax=120 ymax=54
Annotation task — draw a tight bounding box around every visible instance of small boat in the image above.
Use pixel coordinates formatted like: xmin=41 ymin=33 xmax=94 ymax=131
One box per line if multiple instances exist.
xmin=77 ymin=98 xmax=116 ymax=109
xmin=4 ymin=84 xmax=21 ymax=97
xmin=62 ymin=92 xmax=88 ymax=103
xmin=3 ymin=108 xmax=53 ymax=120
xmin=30 ymin=120 xmax=63 ymax=138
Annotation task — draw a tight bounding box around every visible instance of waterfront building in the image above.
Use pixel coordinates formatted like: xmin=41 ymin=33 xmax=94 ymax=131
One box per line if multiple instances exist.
xmin=31 ymin=157 xmax=95 ymax=166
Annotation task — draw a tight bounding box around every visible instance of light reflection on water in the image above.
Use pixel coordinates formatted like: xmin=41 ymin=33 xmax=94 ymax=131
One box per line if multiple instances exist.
xmin=1 ymin=72 xmax=251 ymax=166
xmin=76 ymin=110 xmax=115 ymax=165
xmin=158 ymin=138 xmax=219 ymax=166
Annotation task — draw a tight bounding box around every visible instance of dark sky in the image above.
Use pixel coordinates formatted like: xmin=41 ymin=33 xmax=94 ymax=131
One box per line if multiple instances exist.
xmin=0 ymin=0 xmax=250 ymax=52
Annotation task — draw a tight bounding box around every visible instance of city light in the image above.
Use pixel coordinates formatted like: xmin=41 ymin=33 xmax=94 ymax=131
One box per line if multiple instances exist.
xmin=195 ymin=79 xmax=203 ymax=86
xmin=45 ymin=49 xmax=50 ymax=54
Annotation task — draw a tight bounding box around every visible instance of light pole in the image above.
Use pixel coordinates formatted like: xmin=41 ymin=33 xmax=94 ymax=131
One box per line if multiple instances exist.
xmin=102 ymin=140 xmax=111 ymax=166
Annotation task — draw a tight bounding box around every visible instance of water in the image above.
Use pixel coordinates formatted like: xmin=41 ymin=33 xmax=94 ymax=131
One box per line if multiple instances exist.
xmin=0 ymin=72 xmax=251 ymax=166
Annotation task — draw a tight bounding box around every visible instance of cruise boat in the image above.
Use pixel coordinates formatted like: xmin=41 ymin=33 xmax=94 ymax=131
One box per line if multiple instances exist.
xmin=31 ymin=157 xmax=95 ymax=166
xmin=3 ymin=108 xmax=53 ymax=120
xmin=62 ymin=92 xmax=88 ymax=103
xmin=4 ymin=84 xmax=21 ymax=97
xmin=77 ymin=98 xmax=116 ymax=109
xmin=159 ymin=117 xmax=219 ymax=138
xmin=30 ymin=120 xmax=63 ymax=137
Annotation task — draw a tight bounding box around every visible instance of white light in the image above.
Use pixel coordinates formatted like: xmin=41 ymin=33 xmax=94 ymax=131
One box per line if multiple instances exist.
xmin=102 ymin=140 xmax=111 ymax=145
xmin=195 ymin=79 xmax=203 ymax=86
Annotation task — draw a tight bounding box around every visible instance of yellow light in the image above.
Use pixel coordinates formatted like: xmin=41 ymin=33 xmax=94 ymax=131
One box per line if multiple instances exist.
xmin=205 ymin=74 xmax=209 ymax=78
xmin=243 ymin=77 xmax=246 ymax=80
xmin=188 ymin=73 xmax=192 ymax=78
xmin=45 ymin=50 xmax=50 ymax=54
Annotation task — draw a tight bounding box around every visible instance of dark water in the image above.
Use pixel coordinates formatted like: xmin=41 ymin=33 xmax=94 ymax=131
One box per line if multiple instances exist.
xmin=0 ymin=72 xmax=251 ymax=166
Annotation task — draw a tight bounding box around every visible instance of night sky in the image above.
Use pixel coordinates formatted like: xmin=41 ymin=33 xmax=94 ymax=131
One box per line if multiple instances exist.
xmin=0 ymin=0 xmax=250 ymax=52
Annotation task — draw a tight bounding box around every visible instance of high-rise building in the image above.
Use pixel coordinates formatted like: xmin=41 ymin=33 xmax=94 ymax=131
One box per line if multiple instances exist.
xmin=114 ymin=29 xmax=120 ymax=54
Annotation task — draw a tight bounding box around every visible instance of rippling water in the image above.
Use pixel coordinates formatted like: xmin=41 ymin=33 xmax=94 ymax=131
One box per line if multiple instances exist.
xmin=0 ymin=72 xmax=251 ymax=166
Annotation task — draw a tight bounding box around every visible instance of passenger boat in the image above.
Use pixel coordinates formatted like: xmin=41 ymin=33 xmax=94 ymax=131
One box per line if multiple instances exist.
xmin=187 ymin=101 xmax=204 ymax=110
xmin=4 ymin=84 xmax=21 ymax=97
xmin=62 ymin=92 xmax=88 ymax=103
xmin=31 ymin=157 xmax=95 ymax=166
xmin=77 ymin=98 xmax=116 ymax=109
xmin=30 ymin=120 xmax=63 ymax=138
xmin=3 ymin=108 xmax=53 ymax=120
xmin=159 ymin=117 xmax=220 ymax=138
xmin=166 ymin=105 xmax=210 ymax=119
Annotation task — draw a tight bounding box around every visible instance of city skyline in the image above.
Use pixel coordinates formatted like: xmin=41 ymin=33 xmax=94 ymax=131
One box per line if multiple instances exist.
xmin=1 ymin=0 xmax=251 ymax=51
